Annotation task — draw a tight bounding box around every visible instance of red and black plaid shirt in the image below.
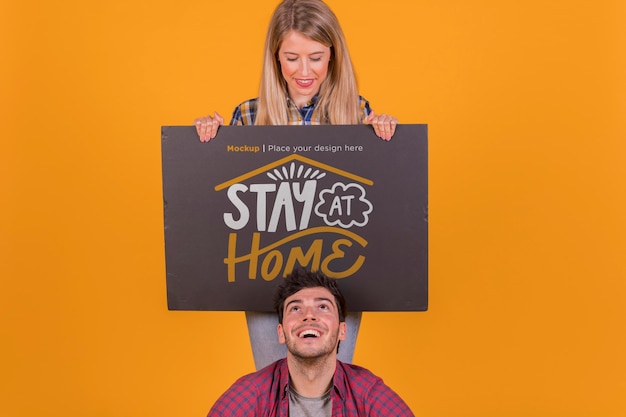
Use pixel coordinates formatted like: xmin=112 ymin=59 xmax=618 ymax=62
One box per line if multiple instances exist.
xmin=207 ymin=358 xmax=414 ymax=417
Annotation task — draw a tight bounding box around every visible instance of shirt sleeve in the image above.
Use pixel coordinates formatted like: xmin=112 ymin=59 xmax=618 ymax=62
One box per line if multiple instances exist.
xmin=207 ymin=378 xmax=261 ymax=417
xmin=359 ymin=96 xmax=373 ymax=123
xmin=229 ymin=105 xmax=244 ymax=126
xmin=230 ymin=98 xmax=258 ymax=126
xmin=363 ymin=378 xmax=415 ymax=417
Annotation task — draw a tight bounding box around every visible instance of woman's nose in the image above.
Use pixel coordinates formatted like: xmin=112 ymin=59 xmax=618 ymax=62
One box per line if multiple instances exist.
xmin=300 ymin=60 xmax=310 ymax=76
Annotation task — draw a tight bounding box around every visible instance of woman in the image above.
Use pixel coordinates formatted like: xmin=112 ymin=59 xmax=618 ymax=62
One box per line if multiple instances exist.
xmin=195 ymin=0 xmax=397 ymax=142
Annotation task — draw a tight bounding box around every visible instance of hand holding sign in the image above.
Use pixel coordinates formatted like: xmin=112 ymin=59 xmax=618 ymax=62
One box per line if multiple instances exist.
xmin=194 ymin=112 xmax=225 ymax=142
xmin=366 ymin=112 xmax=398 ymax=141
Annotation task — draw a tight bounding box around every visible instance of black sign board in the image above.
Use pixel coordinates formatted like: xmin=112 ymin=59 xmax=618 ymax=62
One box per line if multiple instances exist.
xmin=161 ymin=125 xmax=427 ymax=312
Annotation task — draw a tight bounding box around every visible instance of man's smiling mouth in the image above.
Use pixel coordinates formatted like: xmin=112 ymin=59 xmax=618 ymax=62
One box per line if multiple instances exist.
xmin=298 ymin=329 xmax=321 ymax=338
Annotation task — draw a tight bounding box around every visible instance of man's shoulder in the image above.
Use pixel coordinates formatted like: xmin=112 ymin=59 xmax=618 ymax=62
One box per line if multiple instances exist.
xmin=228 ymin=357 xmax=287 ymax=389
xmin=209 ymin=358 xmax=287 ymax=415
xmin=335 ymin=361 xmax=415 ymax=416
xmin=336 ymin=360 xmax=383 ymax=385
xmin=337 ymin=360 xmax=378 ymax=375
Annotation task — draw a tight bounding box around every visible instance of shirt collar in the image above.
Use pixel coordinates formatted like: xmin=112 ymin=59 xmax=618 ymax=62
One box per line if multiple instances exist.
xmin=287 ymin=93 xmax=319 ymax=109
xmin=332 ymin=360 xmax=347 ymax=401
xmin=280 ymin=359 xmax=346 ymax=401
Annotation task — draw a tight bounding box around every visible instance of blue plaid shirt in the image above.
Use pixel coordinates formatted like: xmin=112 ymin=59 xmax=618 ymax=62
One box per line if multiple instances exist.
xmin=230 ymin=95 xmax=372 ymax=125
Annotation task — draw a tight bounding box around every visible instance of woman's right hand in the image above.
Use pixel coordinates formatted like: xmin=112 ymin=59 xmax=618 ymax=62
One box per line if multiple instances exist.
xmin=194 ymin=112 xmax=224 ymax=142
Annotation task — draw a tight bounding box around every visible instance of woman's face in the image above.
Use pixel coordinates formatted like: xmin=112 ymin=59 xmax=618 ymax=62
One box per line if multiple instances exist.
xmin=277 ymin=30 xmax=331 ymax=108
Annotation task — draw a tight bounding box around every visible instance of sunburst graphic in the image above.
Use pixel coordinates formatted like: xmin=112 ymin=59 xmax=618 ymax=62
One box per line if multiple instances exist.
xmin=266 ymin=162 xmax=327 ymax=182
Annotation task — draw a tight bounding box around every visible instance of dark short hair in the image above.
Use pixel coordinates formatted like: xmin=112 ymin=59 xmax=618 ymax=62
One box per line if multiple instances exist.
xmin=273 ymin=269 xmax=347 ymax=324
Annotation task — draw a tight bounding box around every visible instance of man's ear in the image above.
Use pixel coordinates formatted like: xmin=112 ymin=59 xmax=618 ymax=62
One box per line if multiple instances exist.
xmin=277 ymin=323 xmax=286 ymax=345
xmin=338 ymin=321 xmax=347 ymax=341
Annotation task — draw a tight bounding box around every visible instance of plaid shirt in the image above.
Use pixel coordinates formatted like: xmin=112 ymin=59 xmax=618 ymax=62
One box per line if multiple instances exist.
xmin=230 ymin=96 xmax=372 ymax=125
xmin=207 ymin=358 xmax=414 ymax=417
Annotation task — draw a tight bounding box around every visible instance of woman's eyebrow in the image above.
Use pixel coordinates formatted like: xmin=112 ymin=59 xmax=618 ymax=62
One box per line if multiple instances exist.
xmin=282 ymin=51 xmax=326 ymax=55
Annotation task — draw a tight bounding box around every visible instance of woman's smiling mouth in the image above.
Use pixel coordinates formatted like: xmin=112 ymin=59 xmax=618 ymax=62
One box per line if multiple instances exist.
xmin=295 ymin=78 xmax=314 ymax=87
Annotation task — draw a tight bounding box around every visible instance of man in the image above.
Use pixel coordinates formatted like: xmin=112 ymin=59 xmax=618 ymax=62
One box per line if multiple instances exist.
xmin=208 ymin=269 xmax=415 ymax=416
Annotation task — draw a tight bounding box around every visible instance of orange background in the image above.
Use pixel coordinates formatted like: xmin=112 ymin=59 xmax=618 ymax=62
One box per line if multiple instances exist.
xmin=2 ymin=0 xmax=625 ymax=416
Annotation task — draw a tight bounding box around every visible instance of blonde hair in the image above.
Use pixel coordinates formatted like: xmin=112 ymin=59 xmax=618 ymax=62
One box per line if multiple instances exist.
xmin=255 ymin=0 xmax=362 ymax=125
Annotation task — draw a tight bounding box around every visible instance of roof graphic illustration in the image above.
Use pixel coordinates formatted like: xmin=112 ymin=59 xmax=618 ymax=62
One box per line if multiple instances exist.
xmin=215 ymin=154 xmax=373 ymax=191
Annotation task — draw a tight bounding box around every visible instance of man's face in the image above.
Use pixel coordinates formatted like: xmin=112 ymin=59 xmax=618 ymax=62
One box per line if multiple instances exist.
xmin=277 ymin=286 xmax=346 ymax=360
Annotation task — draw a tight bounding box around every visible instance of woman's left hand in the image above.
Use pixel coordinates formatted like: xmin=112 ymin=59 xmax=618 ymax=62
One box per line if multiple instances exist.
xmin=367 ymin=112 xmax=398 ymax=141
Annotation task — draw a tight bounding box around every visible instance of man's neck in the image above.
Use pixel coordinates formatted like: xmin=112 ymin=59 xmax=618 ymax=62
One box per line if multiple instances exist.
xmin=287 ymin=354 xmax=337 ymax=398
